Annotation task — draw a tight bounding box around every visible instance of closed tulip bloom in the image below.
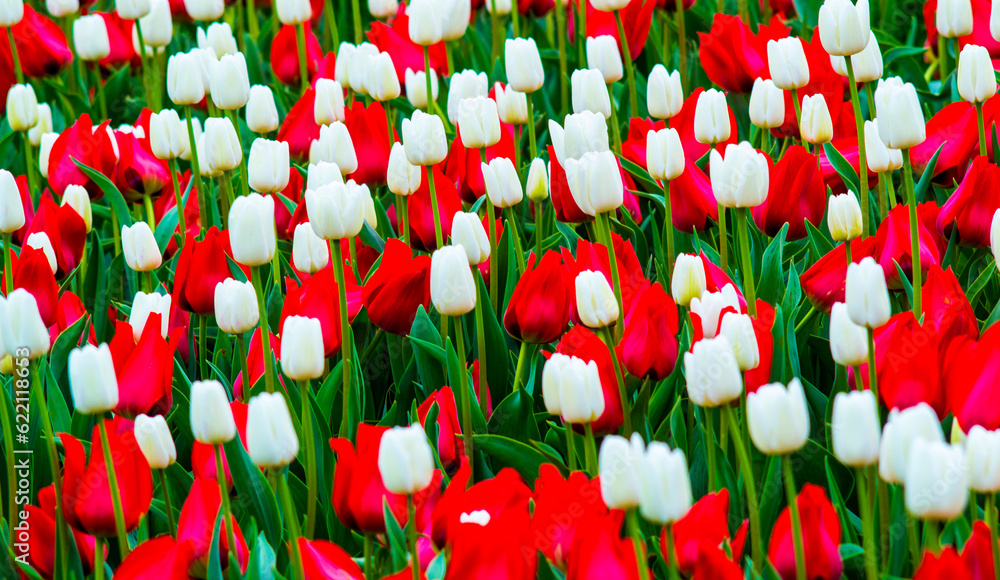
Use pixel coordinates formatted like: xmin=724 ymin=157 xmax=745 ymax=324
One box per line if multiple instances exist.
xmin=314 ymin=78 xmax=346 ymax=125
xmin=451 ymin=211 xmax=490 ymax=265
xmin=599 ymin=434 xmax=645 ymax=510
xmin=402 ymin=110 xmax=448 ymax=166
xmin=689 ymin=284 xmax=742 ymax=339
xmin=305 ymin=180 xmax=369 ymax=239
xmin=831 ymin=390 xmax=880 ymax=467
xmin=565 ymin=150 xmax=622 ymax=215
xmin=647 ymin=128 xmax=685 ymax=181
xmin=526 ymin=157 xmax=548 ymax=202
xmin=214 ymin=278 xmax=259 ymax=334
xmin=638 ymin=442 xmax=692 ymax=525
xmin=6 ymin=84 xmax=37 ymax=132
xmin=482 ymin=157 xmax=523 ymax=208
xmin=495 ymin=83 xmax=528 ymax=125
xmin=229 ymin=194 xmax=276 ymax=266
xmin=710 ymin=142 xmax=769 ymax=208
xmin=386 ymin=142 xmax=421 ymax=196
xmin=937 ymin=0 xmax=973 ymax=37
xmin=310 ymin=122 xmax=358 ymax=173
xmin=958 ymin=44 xmax=996 ymax=104
xmin=349 ymin=43 xmax=382 ymax=94
xmin=587 ymin=35 xmax=623 ymax=84
xmin=203 ymin=116 xmax=242 ymax=173
xmin=404 ymin=68 xmax=439 ymax=109
xmin=864 ymin=120 xmax=902 ymax=172
xmin=210 ymin=53 xmax=250 ymax=110
xmin=74 ymin=15 xmax=111 ymax=61
xmin=562 ymin=111 xmax=610 ymax=160
xmin=39 ymin=132 xmax=58 ymax=179
xmin=874 ymin=77 xmax=925 ymax=149
xmin=845 ymin=256 xmax=890 ymax=328
xmin=447 ymin=70 xmax=488 ymax=124
xmin=292 ymin=223 xmax=329 ymax=273
xmin=966 ymin=426 xmax=1000 ymax=493
xmin=149 ymin=109 xmax=184 ymax=160
xmin=247 ymin=85 xmax=279 ymax=133
xmin=47 ymin=0 xmax=78 ymax=17
xmin=134 ymin=414 xmax=176 ymax=469
xmin=185 ymin=0 xmax=224 ymax=20
xmin=749 ymin=78 xmax=784 ymax=130
xmin=505 ymin=38 xmax=544 ymax=93
xmin=684 ymin=335 xmax=743 ymax=407
xmin=276 ymin=0 xmax=310 ymax=23
xmin=694 ymin=89 xmax=731 ymax=144
xmin=719 ymin=312 xmax=759 ymax=371
xmin=647 ymin=65 xmax=683 ymax=120
xmin=0 ymin=0 xmax=22 ymax=24
xmin=0 ymin=170 xmax=25 ymax=234
xmin=829 ymin=302 xmax=868 ymax=366
xmin=575 ymin=270 xmax=619 ymax=328
xmin=368 ymin=52 xmax=401 ymax=102
xmin=818 ymin=0 xmax=872 ymax=56
xmin=571 ymin=68 xmax=612 ymax=118
xmin=747 ymin=378 xmax=810 ymax=455
xmin=0 ymin=290 xmax=50 ymax=358
xmin=831 ymin=31 xmax=882 ymax=83
xmin=377 ymin=423 xmax=436 ymax=495
xmin=430 ymin=245 xmax=477 ymax=316
xmin=441 ymin=0 xmax=470 ymax=40
xmin=122 ymin=222 xmax=163 ymax=272
xmin=827 ymin=193 xmax=863 ymax=242
xmin=994 ymin=0 xmax=1000 ymax=41
xmin=992 ymin=210 xmax=1000 ymax=269
xmin=671 ymin=254 xmax=707 ymax=307
xmin=407 ymin=0 xmax=442 ymax=46
xmin=878 ymin=403 xmax=944 ymax=484
xmin=179 ymin=117 xmax=202 ymax=162
xmin=117 ymin=0 xmax=150 ymax=19
xmin=459 ymin=96 xmax=501 ymax=149
xmin=368 ymin=0 xmax=397 ymax=17
xmin=190 ymin=380 xmax=236 ymax=445
xmin=129 ymin=292 xmax=171 ymax=341
xmin=280 ymin=316 xmax=325 ymax=380
xmin=767 ymin=37 xmax=810 ymax=90
xmin=27 ymin=103 xmax=52 ymax=146
xmin=68 ymin=344 xmax=119 ymax=415
xmin=246 ymin=392 xmax=299 ymax=468
xmin=137 ymin=0 xmax=171 ymax=46
xmin=484 ymin=0 xmax=511 ymax=15
xmin=197 ymin=21 xmax=236 ymax=56
xmin=196 ymin=133 xmax=221 ymax=177
xmin=541 ymin=353 xmax=605 ymax=423
xmin=248 ymin=139 xmax=290 ymax=193
xmin=905 ymin=440 xmax=968 ymax=519
xmin=62 ymin=184 xmax=93 ymax=232
xmin=25 ymin=232 xmax=57 ymax=274
xmin=799 ymin=94 xmax=834 ymax=145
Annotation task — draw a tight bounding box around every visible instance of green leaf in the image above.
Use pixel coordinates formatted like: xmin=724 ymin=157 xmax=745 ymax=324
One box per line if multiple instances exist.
xmin=476 ymin=272 xmax=508 ymax=402
xmin=473 ymin=434 xmax=561 ymax=482
xmin=914 ymin=143 xmax=945 ymax=203
xmin=72 ymin=159 xmax=133 ymax=228
xmin=207 ymin=509 xmax=225 ymax=580
xmin=382 ymin=497 xmax=409 ymax=571
xmin=757 ymin=223 xmax=788 ymax=304
xmin=488 ymin=389 xmax=541 ymax=443
xmin=246 ymin=533 xmax=277 ymax=580
xmin=822 ymin=143 xmax=860 ymax=194
xmin=222 ymin=437 xmax=283 ymax=548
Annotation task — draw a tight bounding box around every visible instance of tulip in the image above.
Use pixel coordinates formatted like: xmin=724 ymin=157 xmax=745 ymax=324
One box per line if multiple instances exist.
xmin=689 ymin=283 xmax=741 ymax=338
xmin=526 ymin=158 xmax=548 ymax=202
xmin=937 ymin=0 xmax=973 ymax=37
xmin=958 ymin=44 xmax=996 ymax=104
xmin=458 ymin=96 xmax=502 ymax=149
xmin=275 ymin=0 xmax=310 ymax=24
xmin=962 ymin=426 xmax=1000 ymax=497
xmin=134 ymin=413 xmax=177 ymax=469
xmin=305 ymin=181 xmax=368 ymax=240
xmin=0 ymin=289 xmax=49 ymax=358
xmin=504 ymin=251 xmax=571 ymax=344
xmin=864 ymin=120 xmax=902 ymax=174
xmin=874 ymin=77 xmax=926 ymax=150
xmin=671 ymin=254 xmax=707 ymax=307
xmin=646 ymin=128 xmax=684 ymax=181
xmin=6 ymin=84 xmax=37 ymax=132
xmin=387 ymin=142 xmax=422 ymax=196
xmin=830 ymin=31 xmax=882 ymax=83
xmin=818 ymin=0 xmax=872 ymax=56
xmin=39 ymin=133 xmax=58 ymax=179
xmin=430 ymin=245 xmax=477 ymax=316
xmin=307 ymin=161 xmax=344 ymax=190
xmin=451 ymin=211 xmax=490 ymax=265
xmin=638 ymin=442 xmax=692 ymax=525
xmin=407 ymin=0 xmax=442 ymax=46
xmin=73 ymin=15 xmax=111 ymax=61
xmin=495 ymin=83 xmax=528 ymax=125
xmin=402 ymin=110 xmax=448 ymax=166
xmin=485 ymin=0 xmax=511 ymax=15
xmin=827 ymin=193 xmax=863 ymax=242
xmin=562 ymin=111 xmax=611 ymax=160
xmin=845 ymin=256 xmax=890 ymax=328
xmin=564 ymin=150 xmax=623 ymax=216
xmin=377 ymin=423 xmax=435 ymax=495
xmin=710 ymin=142 xmax=769 ymax=208
xmin=117 ymin=0 xmax=149 ymax=20
xmin=246 ymin=392 xmax=299 ymax=468
xmin=0 ymin=170 xmax=25 ymax=234
xmin=246 ymin=86 xmax=279 ymax=134
xmin=25 ymin=232 xmax=57 ymax=275
xmin=197 ymin=22 xmax=235 ymax=56
xmin=292 ymin=223 xmax=330 ymax=273
xmin=185 ymin=0 xmax=224 ymax=20
xmin=799 ymin=94 xmax=833 ymax=145
xmin=767 ymin=37 xmax=810 ymax=91
xmin=599 ymin=433 xmax=644 ymax=509
xmin=447 ymin=70 xmax=489 ymax=124
xmin=879 ymin=403 xmax=944 ymax=484
xmin=0 ymin=0 xmax=22 ymax=24
xmin=719 ymin=312 xmax=759 ymax=371
xmin=747 ymin=378 xmax=809 ymax=455
xmin=542 ymin=353 xmax=606 ymax=424
xmin=587 ymin=35 xmax=623 ymax=84
xmin=831 ymin=390 xmax=880 ymax=467
xmin=68 ymin=343 xmax=119 ymax=414
xmin=60 ymin=186 xmax=92 ymax=235
xmin=993 ymin=209 xmax=1000 ymax=268
xmin=905 ymin=439 xmax=968 ymax=520
xmin=190 ymin=380 xmax=237 ymax=444
xmin=310 ymin=123 xmax=358 ymax=174
xmin=46 ymin=0 xmax=77 ymax=17
xmin=129 ymin=291 xmax=170 ymax=340
xmin=749 ymin=78 xmax=785 ymax=130
xmin=202 ymin=116 xmax=242 ymax=174
xmin=27 ymin=103 xmax=51 ymax=146
xmin=210 ymin=53 xmax=250 ymax=110
xmin=481 ymin=157 xmax=523 ymax=208
xmin=214 ymin=278 xmax=259 ymax=335
xmin=362 ymin=239 xmax=432 ymax=335
xmin=767 ymin=485 xmax=843 ymax=580
xmin=149 ymin=109 xmax=185 ymax=160
xmin=829 ymin=302 xmax=868 ymax=368
xmin=684 ymin=335 xmax=743 ymax=407
xmin=647 ymin=65 xmax=683 ymax=120
xmin=441 ymin=0 xmax=470 ymax=41
xmin=368 ymin=0 xmax=397 ymax=17
xmin=122 ymin=222 xmax=162 ymax=273
xmin=575 ymin=270 xmax=619 ymax=329
xmin=246 ymin=139 xmax=290 ymax=194
xmin=314 ymin=78 xmax=346 ymax=125
xmin=404 ymin=68 xmax=439 ymax=109
xmin=367 ymin=52 xmax=401 ymax=102
xmin=137 ymin=0 xmax=171 ymax=47
xmin=571 ymin=68 xmax=611 ymax=118
xmin=505 ymin=37 xmax=545 ymax=93
xmin=228 ymin=194 xmax=276 ymax=267
xmin=694 ymin=88 xmax=731 ymax=144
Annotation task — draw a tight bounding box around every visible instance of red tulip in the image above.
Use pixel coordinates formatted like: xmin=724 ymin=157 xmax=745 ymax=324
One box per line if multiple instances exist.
xmin=96 ymin=12 xmax=137 ymax=68
xmin=329 ymin=423 xmax=408 ymax=534
xmin=618 ymin=283 xmax=678 ymax=381
xmin=273 ymin=168 xmax=305 ymax=239
xmin=922 ymin=264 xmax=979 ymax=341
xmin=917 ymin=546 xmax=973 ymax=580
xmin=277 ymin=86 xmax=323 ymax=161
xmin=767 ymin=484 xmax=842 ymax=580
xmin=20 ymin=486 xmax=101 ymax=580
xmin=801 ymin=236 xmax=879 ymax=313
xmin=445 ymin=123 xmax=517 ymax=204
xmin=280 ymin=264 xmax=362 ymax=357
xmin=191 ymin=402 xmax=249 ymax=486
xmin=667 ymin=489 xmax=747 ymax=572
xmin=3 ymin=246 xmax=59 ymax=327
xmin=586 ymin=0 xmax=657 ymax=60
xmin=911 ymin=101 xmax=980 ymax=183
xmin=924 ymin=0 xmax=1000 ymax=59
xmin=744 ymin=300 xmax=776 ymax=394
xmin=553 ymin=326 xmax=624 ymax=436
xmin=858 ymin=312 xmax=946 ymax=415
xmin=406 ymin=165 xmax=463 ymax=252
xmin=519 ymin=0 xmax=553 ymax=16
xmin=873 ymin=202 xmax=945 ymax=290
xmin=417 ymin=386 xmax=464 ymax=470
xmin=698 ymin=252 xmax=746 ymax=309
xmin=431 ymin=464 xmax=532 ymax=549
xmin=367 ymin=7 xmax=448 ymax=85
xmin=60 ymin=421 xmax=153 ymax=537
xmin=176 ymin=478 xmax=249 ymax=576
xmin=344 ymin=100 xmax=395 ymax=187
xmin=444 ymin=505 xmax=537 ymax=580
xmin=529 ymin=464 xmax=607 ymax=569
xmin=113 ymin=129 xmax=172 ymax=203
xmin=46 ymin=114 xmax=119 ymax=198
xmin=362 ymin=239 xmax=432 ymax=335
xmin=233 ymin=329 xmax=281 ymax=400
xmin=172 ymin=227 xmax=240 ymax=315
xmin=565 ymin=512 xmax=648 ymax=580
xmin=698 ymin=14 xmax=783 ymax=93
xmin=271 ymin=24 xmax=321 ymax=86
xmin=752 ymin=145 xmax=825 ymax=240
xmin=691 ymin=545 xmax=745 ymax=580
xmin=945 ymin=321 xmax=1000 ymax=430
xmin=111 ymin=536 xmax=196 ymax=580
xmin=563 ymin=234 xmax=649 ymax=320
xmin=48 ymin=291 xmax=96 ymax=345
xmin=24 ymin=196 xmax=87 ymax=278
xmin=937 ymin=156 xmax=1000 ymax=247
xmin=469 ymin=359 xmax=495 ymax=419
xmin=298 ymin=538 xmax=365 ymax=579
xmin=504 ymin=250 xmax=572 ymax=344
xmin=108 ymin=314 xmax=183 ymax=419
xmin=0 ymin=6 xmax=72 ymax=112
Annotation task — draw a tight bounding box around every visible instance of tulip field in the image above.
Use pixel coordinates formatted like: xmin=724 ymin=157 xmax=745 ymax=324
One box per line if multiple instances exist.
xmin=7 ymin=0 xmax=1000 ymax=577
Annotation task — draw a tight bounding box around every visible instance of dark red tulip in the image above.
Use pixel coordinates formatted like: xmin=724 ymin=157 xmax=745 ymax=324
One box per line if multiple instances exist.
xmin=111 ymin=536 xmax=196 ymax=580
xmin=26 ymin=196 xmax=87 ymax=277
xmin=20 ymin=486 xmax=101 ymax=580
xmin=431 ymin=464 xmax=532 ymax=548
xmin=46 ymin=114 xmax=119 ymax=198
xmin=271 ymin=24 xmax=321 ymax=86
xmin=445 ymin=123 xmax=517 ymax=204
xmin=691 ymin=545 xmax=745 ymax=580
xmin=329 ymin=423 xmax=409 ymax=534
xmin=519 ymin=0 xmax=553 ymax=16
xmin=298 ymin=538 xmax=365 ymax=579
xmin=233 ymin=329 xmax=281 ymax=400
xmin=0 ymin=6 xmax=72 ymax=112
xmin=108 ymin=314 xmax=183 ymax=419
xmin=191 ymin=402 xmax=249 ymax=486
xmin=553 ymin=326 xmax=624 ymax=436
xmin=96 ymin=12 xmax=137 ymax=68
xmin=563 ymin=234 xmax=650 ymax=320
xmin=668 ymin=489 xmax=748 ymax=572
xmin=367 ymin=7 xmax=448 ymax=85
xmin=417 ymin=386 xmax=464 ymax=471
xmin=280 ymin=264 xmax=362 ymax=357
xmin=922 ymin=264 xmax=979 ymax=341
xmin=406 ymin=165 xmax=463 ymax=252
xmin=344 ymin=100 xmax=395 ymax=187
xmin=937 ymin=156 xmax=1000 ymax=247
xmin=60 ymin=421 xmax=153 ymax=537
xmin=504 ymin=250 xmax=572 ymax=344
xmin=113 ymin=129 xmax=172 ymax=203
xmin=565 ymin=511 xmax=648 ymax=580
xmin=800 ymin=236 xmax=878 ymax=313
xmin=873 ymin=202 xmax=945 ymax=290
xmin=529 ymin=464 xmax=607 ymax=569
xmin=3 ymin=246 xmax=59 ymax=327
xmin=918 ymin=546 xmax=973 ymax=580
xmin=618 ymin=283 xmax=678 ymax=381
xmin=362 ymin=239 xmax=432 ymax=336
xmin=444 ymin=505 xmax=537 ymax=580
xmin=171 ymin=227 xmax=240 ymax=315
xmin=767 ymin=484 xmax=842 ymax=580
xmin=176 ymin=478 xmax=249 ymax=576
xmin=586 ymin=0 xmax=657 ymax=60
xmin=752 ymin=145 xmax=825 ymax=240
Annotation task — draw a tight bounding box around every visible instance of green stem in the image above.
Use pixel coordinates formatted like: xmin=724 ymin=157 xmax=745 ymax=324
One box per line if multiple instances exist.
xmin=246 ymin=0 xmax=260 ymax=40
xmin=323 ymin=0 xmax=339 ymax=52
xmin=662 ymin=181 xmax=675 ymax=280
xmin=512 ymin=340 xmax=531 ymax=391
xmin=596 ymin=213 xmax=625 ymax=337
xmin=350 ymin=0 xmax=362 ymax=43
xmin=94 ymin=538 xmax=105 ymax=580
xmin=22 ymin=133 xmax=36 ymax=201
xmin=213 ymin=444 xmax=239 ymax=565
xmin=664 ymin=523 xmax=681 ymax=580
xmin=99 ymin=419 xmax=131 ymax=559
xmin=988 ymin=494 xmax=1000 ymax=580
xmin=583 ymin=422 xmax=598 ymax=476
xmin=2 ymin=233 xmax=12 ymax=295
xmin=295 ymin=23 xmax=310 ymax=95
xmin=299 ymin=379 xmax=317 ymax=538
xmin=906 ymin=509 xmax=921 ymax=568
xmin=704 ymin=407 xmax=717 ymax=492
xmin=143 ymin=194 xmax=156 ymax=229
xmin=525 ymin=93 xmax=537 ymax=160
xmin=735 ymin=208 xmax=757 ymax=318
xmin=364 ymin=534 xmax=374 ymax=580
xmin=490 ymin=0 xmax=501 ymax=67
xmin=554 ymin=0 xmax=568 ymax=112
xmin=718 ymin=205 xmax=728 ymax=272
xmin=858 ymin=467 xmax=878 ymax=580
xmin=626 ymin=509 xmax=650 ymax=580
xmin=427 ymin=165 xmax=444 ymax=249
xmin=879 ymin=482 xmax=891 ymax=573
xmin=608 ymin=83 xmax=623 ymax=155
xmin=565 ymin=423 xmax=576 ymax=470
xmin=198 ymin=314 xmax=209 ymax=381
xmin=1 ymin=379 xmax=16 ymax=550
xmin=278 ymin=473 xmax=307 ymax=580
xmin=396 ymin=194 xmax=409 ymax=243
xmin=533 ymin=199 xmax=544 ymax=257
xmin=938 ymin=35 xmax=950 ymax=81
xmin=408 ymin=494 xmax=420 ymax=580
xmin=504 ymin=206 xmax=526 ymax=274
xmin=924 ymin=518 xmax=940 ymax=552
xmin=486 ymin=199 xmax=499 ymax=314
xmin=423 ymin=46 xmax=434 ymax=114
xmin=866 ymin=328 xmax=879 ymax=421
xmin=737 ymin=0 xmax=748 ymax=22
xmin=901 ymin=149 xmax=922 ymax=317
xmin=251 ymin=266 xmax=276 ymax=393
xmin=877 ymin=174 xmax=888 ymax=224
xmin=675 ymin=0 xmax=687 ymax=91
xmin=454 ymin=317 xmax=474 ymax=480
xmin=158 ymin=468 xmax=176 ymax=538
xmin=613 ymin=10 xmax=638 ymax=117
xmin=724 ymin=405 xmax=763 ymax=569
xmin=791 ymin=88 xmax=802 ymax=130
xmin=185 ymin=106 xmax=207 ymax=235
xmin=169 ymin=160 xmax=187 ymax=249
xmin=330 ymin=241 xmax=354 ymax=439
xmin=93 ymin=63 xmax=108 ymax=120
xmin=783 ymin=456 xmax=807 ymax=580
xmin=576 ymin=0 xmax=586 ymax=65
xmin=977 ymin=101 xmax=988 ymax=157
xmin=6 ymin=27 xmax=23 ymax=83
xmin=135 ymin=21 xmax=151 ymax=106
xmin=845 ymin=58 xmax=870 ymax=238
xmin=598 ymin=325 xmax=631 ymax=435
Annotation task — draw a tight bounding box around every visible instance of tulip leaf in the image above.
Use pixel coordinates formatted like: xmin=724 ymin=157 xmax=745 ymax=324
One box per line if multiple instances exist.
xmin=617 ymin=155 xmax=662 ymax=194
xmin=409 ymin=335 xmax=448 ymax=397
xmin=49 ymin=314 xmax=90 ymax=386
xmin=488 ymin=389 xmax=540 ymax=443
xmin=72 ymin=159 xmax=134 ymax=229
xmin=892 ymin=260 xmax=914 ymax=306
xmin=382 ymin=497 xmax=409 ymax=571
xmin=984 ymin=296 xmax=1000 ymax=331
xmin=882 ymin=46 xmax=926 ymax=66
xmin=476 ymin=272 xmax=509 ymax=402
xmin=913 ymin=143 xmax=944 ymax=203
xmin=804 ymin=220 xmax=835 ymax=260
xmin=826 ymin=457 xmax=860 ymax=547
xmin=821 ymin=143 xmax=860 ymax=194
xmin=225 ymin=254 xmax=250 ymax=283
xmin=473 ymin=434 xmax=555 ymax=483
xmin=207 ymin=509 xmax=225 ymax=580
xmin=360 ymin=222 xmax=385 ymax=254
xmin=222 ymin=437 xmax=283 ymax=548
xmin=967 ymin=259 xmax=995 ymax=308
xmin=154 ymin=179 xmax=192 ymax=253
xmin=757 ymin=223 xmax=788 ymax=304
xmin=245 ymin=533 xmax=277 ymax=580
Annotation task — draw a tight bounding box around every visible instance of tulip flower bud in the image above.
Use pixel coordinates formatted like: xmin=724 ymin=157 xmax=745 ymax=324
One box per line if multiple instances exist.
xmin=747 ymin=378 xmax=810 ymax=455
xmin=905 ymin=440 xmax=968 ymax=519
xmin=368 ymin=52 xmax=401 ymax=102
xmin=214 ymin=278 xmax=259 ymax=334
xmin=482 ymin=157 xmax=523 ymax=208
xmin=565 ymin=150 xmax=622 ymax=216
xmin=68 ymin=343 xmax=119 ymax=415
xmin=749 ymin=78 xmax=784 ymax=130
xmin=831 ymin=390 xmax=880 ymax=467
xmin=310 ymin=122 xmax=358 ymax=174
xmin=276 ymin=0 xmax=310 ymax=24
xmin=505 ymin=37 xmax=544 ymax=93
xmin=684 ymin=335 xmax=743 ymax=407
xmin=0 ymin=0 xmax=22 ymax=24
xmin=575 ymin=270 xmax=619 ymax=328
xmin=196 ymin=133 xmax=221 ymax=177
xmin=0 ymin=290 xmax=50 ymax=358
xmin=47 ymin=0 xmax=78 ymax=18
xmin=407 ymin=0 xmax=442 ymax=45
xmin=185 ymin=0 xmax=223 ymax=20
xmin=879 ymin=403 xmax=944 ymax=484
xmin=864 ymin=120 xmax=902 ymax=173
xmin=671 ymin=254 xmax=707 ymax=307
xmin=149 ymin=109 xmax=184 ymax=160
xmin=39 ymin=132 xmax=58 ymax=179
xmin=0 ymin=170 xmax=25 ymax=234
xmin=387 ymin=142 xmax=422 ymax=196
xmin=247 ymin=392 xmax=299 ymax=468
xmin=827 ymin=193 xmax=863 ymax=242
xmin=719 ymin=312 xmax=759 ymax=371
xmin=993 ymin=0 xmax=1000 ymax=42
xmin=430 ymin=245 xmax=477 ymax=316
xmin=74 ymin=14 xmax=112 ymax=61
xmin=451 ymin=211 xmax=490 ymax=265
xmin=229 ymin=193 xmax=276 ymax=266
xmin=190 ymin=380 xmax=236 ymax=445
xmin=305 ymin=181 xmax=369 ymax=240
xmin=710 ymin=142 xmax=769 ymax=208
xmin=368 ymin=0 xmax=397 ymax=17
xmin=845 ymin=256 xmax=890 ymax=328
xmin=314 ymin=78 xmax=347 ymax=125
xmin=378 ymin=423 xmax=435 ymax=495
xmin=495 ymin=83 xmax=528 ymax=125
xmin=646 ymin=127 xmax=685 ymax=181
xmin=168 ymin=52 xmax=207 ymax=106
xmin=117 ymin=0 xmax=150 ymax=20
xmin=563 ymin=111 xmax=610 ymax=161
xmin=647 ymin=65 xmax=683 ymax=120
xmin=874 ymin=77 xmax=925 ymax=150
xmin=6 ymin=84 xmax=37 ymax=132
xmin=211 ymin=53 xmax=250 ymax=110
xmin=587 ymin=35 xmax=623 ymax=84
xmin=344 ymin=42 xmax=378 ymax=96
xmin=402 ymin=110 xmax=448 ymax=166
xmin=137 ymin=0 xmax=171 ymax=47
xmin=966 ymin=426 xmax=1000 ymax=493
xmin=818 ymin=0 xmax=872 ymax=56
xmin=638 ymin=442 xmax=692 ymax=525
xmin=829 ymin=302 xmax=868 ymax=366
xmin=830 ymin=31 xmax=882 ymax=82
xmin=61 ymin=184 xmax=92 ymax=232
xmin=571 ymin=68 xmax=612 ymax=118
xmin=441 ymin=0 xmax=471 ymax=41
xmin=799 ymin=94 xmax=834 ymax=145
xmin=591 ymin=0 xmax=628 ymax=10
xmin=992 ymin=209 xmax=1000 ymax=269
xmin=280 ymin=316 xmax=325 ymax=380
xmin=447 ymin=70 xmax=489 ymax=124
xmin=937 ymin=0 xmax=973 ymax=38
xmin=292 ymin=222 xmax=329 ymax=273
xmin=191 ymin=47 xmax=220 ymax=96
xmin=248 ymin=139 xmax=290 ymax=193
xmin=485 ymin=0 xmax=511 ymax=15
xmin=459 ymin=96 xmax=502 ymax=149
xmin=134 ymin=414 xmax=176 ymax=469
xmin=541 ymin=353 xmax=605 ymax=423
xmin=130 ymin=291 xmax=170 ymax=340
xmin=526 ymin=157 xmax=549 ymax=202
xmin=404 ymin=68 xmax=439 ymax=109
xmin=122 ymin=222 xmax=163 ymax=273
xmin=767 ymin=37 xmax=810 ymax=90
xmin=958 ymin=44 xmax=997 ymax=104
xmin=247 ymin=85 xmax=279 ymax=134
xmin=694 ymin=88 xmax=731 ymax=145
xmin=27 ymin=103 xmax=52 ymax=147
xmin=599 ymin=434 xmax=644 ymax=510
xmin=25 ymin=232 xmax=57 ymax=275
